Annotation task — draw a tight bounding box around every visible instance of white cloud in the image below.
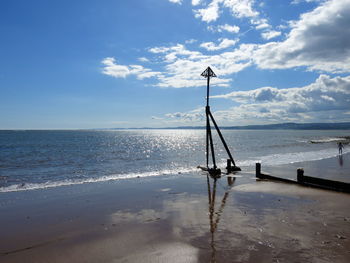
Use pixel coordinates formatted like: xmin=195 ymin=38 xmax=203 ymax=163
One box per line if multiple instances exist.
xmin=276 ymin=24 xmax=288 ymax=30
xmin=291 ymin=0 xmax=324 ymax=4
xmin=151 ymin=116 xmax=164 ymax=120
xmin=209 ymin=24 xmax=240 ymax=33
xmin=168 ymin=0 xmax=182 ymax=4
xmin=200 ymin=38 xmax=238 ymax=51
xmin=255 ymin=23 xmax=270 ymax=30
xmin=223 ymin=0 xmax=259 ymax=18
xmin=101 ymin=57 xmax=161 ymax=80
xmin=194 ymin=0 xmax=221 ymax=23
xmin=211 ymin=74 xmax=350 ymax=123
xmin=149 ymin=44 xmax=204 ymax=62
xmin=254 ymin=0 xmax=350 ymax=73
xmin=149 ymin=46 xmax=171 ymax=54
xmin=194 ymin=0 xmax=258 ymax=23
xmin=219 ymin=24 xmax=240 ymax=33
xmin=146 ymin=43 xmax=254 ymax=88
xmin=251 ymin=18 xmax=270 ymax=30
xmin=101 ymin=57 xmax=129 ymax=78
xmin=103 ymin=0 xmax=350 ymax=90
xmin=108 ymin=40 xmax=252 ymax=88
xmin=162 ymin=74 xmax=350 ymax=124
xmin=138 ymin=57 xmax=149 ymax=62
xmin=165 ymin=107 xmax=205 ymax=122
xmin=192 ymin=0 xmax=202 ymax=6
xmin=261 ymin=30 xmax=281 ymax=40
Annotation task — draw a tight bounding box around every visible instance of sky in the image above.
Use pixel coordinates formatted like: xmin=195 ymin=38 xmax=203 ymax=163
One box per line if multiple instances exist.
xmin=0 ymin=0 xmax=349 ymax=129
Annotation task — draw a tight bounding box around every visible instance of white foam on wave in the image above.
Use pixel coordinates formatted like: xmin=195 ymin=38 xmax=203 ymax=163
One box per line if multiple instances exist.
xmin=310 ymin=137 xmax=347 ymax=143
xmin=237 ymin=148 xmax=349 ymax=167
xmin=1 ymin=148 xmax=348 ymax=193
xmin=0 ymin=167 xmax=199 ymax=193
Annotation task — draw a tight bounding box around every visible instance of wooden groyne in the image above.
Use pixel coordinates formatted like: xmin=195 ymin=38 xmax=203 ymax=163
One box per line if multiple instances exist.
xmin=256 ymin=163 xmax=350 ymax=194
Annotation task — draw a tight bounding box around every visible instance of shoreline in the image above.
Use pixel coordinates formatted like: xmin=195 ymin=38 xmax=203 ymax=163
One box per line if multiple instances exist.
xmin=1 ymin=152 xmax=349 ymax=194
xmin=1 ymin=157 xmax=350 ymax=262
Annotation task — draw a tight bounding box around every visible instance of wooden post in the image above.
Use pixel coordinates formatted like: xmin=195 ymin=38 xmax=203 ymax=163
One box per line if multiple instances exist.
xmin=253 ymin=165 xmax=350 ymax=193
xmin=226 ymin=159 xmax=231 ymax=171
xmin=302 ymin=175 xmax=350 ymax=193
xmin=297 ymin=168 xmax=304 ymax=183
xmin=256 ymin=163 xmax=261 ymax=178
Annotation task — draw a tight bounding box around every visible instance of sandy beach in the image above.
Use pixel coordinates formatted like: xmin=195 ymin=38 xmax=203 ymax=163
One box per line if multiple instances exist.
xmin=1 ymin=154 xmax=350 ymax=263
xmin=2 ymin=0 xmax=350 ymax=261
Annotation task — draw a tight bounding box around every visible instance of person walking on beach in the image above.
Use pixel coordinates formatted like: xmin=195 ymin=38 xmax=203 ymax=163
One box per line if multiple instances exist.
xmin=338 ymin=142 xmax=344 ymax=155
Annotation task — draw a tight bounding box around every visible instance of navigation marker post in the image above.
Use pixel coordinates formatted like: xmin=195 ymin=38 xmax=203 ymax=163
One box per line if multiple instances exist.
xmin=201 ymin=67 xmax=241 ymax=176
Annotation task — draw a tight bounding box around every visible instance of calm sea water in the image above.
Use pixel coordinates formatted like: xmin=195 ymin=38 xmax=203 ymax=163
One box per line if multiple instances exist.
xmin=0 ymin=129 xmax=349 ymax=192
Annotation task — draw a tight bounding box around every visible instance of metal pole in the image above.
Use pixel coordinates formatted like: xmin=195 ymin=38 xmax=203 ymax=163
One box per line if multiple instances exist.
xmin=206 ymin=107 xmax=209 ymax=168
xmin=206 ymin=75 xmax=210 ymax=168
xmin=208 ymin=116 xmax=217 ymax=169
xmin=208 ymin=110 xmax=236 ymax=166
xmin=207 ymin=75 xmax=210 ymax=107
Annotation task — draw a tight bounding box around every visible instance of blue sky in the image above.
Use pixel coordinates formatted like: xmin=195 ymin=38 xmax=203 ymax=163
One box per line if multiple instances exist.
xmin=0 ymin=0 xmax=349 ymax=129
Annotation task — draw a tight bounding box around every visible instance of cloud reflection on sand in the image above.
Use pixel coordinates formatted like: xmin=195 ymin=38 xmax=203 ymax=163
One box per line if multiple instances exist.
xmin=107 ymin=175 xmax=350 ymax=262
xmin=115 ymin=242 xmax=199 ymax=263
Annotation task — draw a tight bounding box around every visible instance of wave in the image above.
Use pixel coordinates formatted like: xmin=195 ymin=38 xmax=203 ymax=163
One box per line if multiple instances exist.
xmin=1 ymin=148 xmax=348 ymax=193
xmin=309 ymin=137 xmax=347 ymax=143
xmin=0 ymin=167 xmax=198 ymax=193
xmin=237 ymin=148 xmax=349 ymax=167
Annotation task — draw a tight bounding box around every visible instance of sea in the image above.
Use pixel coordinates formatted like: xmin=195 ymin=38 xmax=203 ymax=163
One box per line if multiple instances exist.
xmin=0 ymin=129 xmax=349 ymax=193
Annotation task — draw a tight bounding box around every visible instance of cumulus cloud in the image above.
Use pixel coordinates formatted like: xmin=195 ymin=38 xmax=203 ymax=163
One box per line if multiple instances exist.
xmin=101 ymin=57 xmax=161 ymax=80
xmin=149 ymin=44 xmax=204 ymax=62
xmin=103 ymin=0 xmax=350 ymax=90
xmin=250 ymin=18 xmax=271 ymax=30
xmin=168 ymin=0 xmax=182 ymax=4
xmin=211 ymin=74 xmax=350 ymax=123
xmin=223 ymin=0 xmax=259 ymax=18
xmin=255 ymin=23 xmax=269 ymax=30
xmin=200 ymin=38 xmax=238 ymax=51
xmin=147 ymin=43 xmax=254 ymax=88
xmin=192 ymin=0 xmax=202 ymax=6
xmin=219 ymin=24 xmax=240 ymax=33
xmin=254 ymin=0 xmax=350 ymax=73
xmin=161 ymin=86 xmax=349 ymax=125
xmin=161 ymin=74 xmax=350 ymax=124
xmin=208 ymin=24 xmax=240 ymax=33
xmin=165 ymin=108 xmax=205 ymax=123
xmin=194 ymin=0 xmax=258 ymax=23
xmin=104 ymin=41 xmax=254 ymax=88
xmin=194 ymin=0 xmax=221 ymax=22
xmin=261 ymin=30 xmax=281 ymax=40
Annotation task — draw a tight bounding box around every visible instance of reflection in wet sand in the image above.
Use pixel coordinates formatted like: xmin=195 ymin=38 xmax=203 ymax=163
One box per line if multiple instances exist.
xmin=338 ymin=155 xmax=343 ymax=166
xmin=207 ymin=175 xmax=235 ymax=262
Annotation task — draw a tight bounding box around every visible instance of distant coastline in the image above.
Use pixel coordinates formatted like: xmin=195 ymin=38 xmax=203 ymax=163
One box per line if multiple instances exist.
xmin=1 ymin=122 xmax=350 ymax=131
xmin=110 ymin=122 xmax=350 ymax=130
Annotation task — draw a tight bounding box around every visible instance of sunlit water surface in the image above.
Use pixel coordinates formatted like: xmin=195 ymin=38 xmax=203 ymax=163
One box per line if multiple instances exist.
xmin=0 ymin=129 xmax=349 ymax=192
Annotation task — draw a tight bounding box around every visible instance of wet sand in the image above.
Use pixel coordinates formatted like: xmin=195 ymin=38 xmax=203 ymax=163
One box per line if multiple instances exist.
xmin=261 ymin=152 xmax=350 ymax=183
xmin=1 ymin=155 xmax=350 ymax=263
